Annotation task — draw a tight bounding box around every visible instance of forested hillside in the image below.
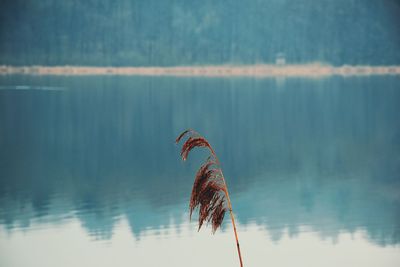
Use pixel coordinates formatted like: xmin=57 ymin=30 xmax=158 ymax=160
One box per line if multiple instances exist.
xmin=1 ymin=0 xmax=399 ymax=66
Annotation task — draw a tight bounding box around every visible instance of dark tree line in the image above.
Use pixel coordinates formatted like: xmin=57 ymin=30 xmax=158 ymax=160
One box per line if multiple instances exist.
xmin=0 ymin=0 xmax=399 ymax=66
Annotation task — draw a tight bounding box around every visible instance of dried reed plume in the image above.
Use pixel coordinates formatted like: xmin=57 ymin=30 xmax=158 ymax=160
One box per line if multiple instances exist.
xmin=176 ymin=129 xmax=244 ymax=267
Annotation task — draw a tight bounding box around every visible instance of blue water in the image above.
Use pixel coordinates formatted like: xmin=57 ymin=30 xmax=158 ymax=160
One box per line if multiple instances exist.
xmin=0 ymin=75 xmax=399 ymax=266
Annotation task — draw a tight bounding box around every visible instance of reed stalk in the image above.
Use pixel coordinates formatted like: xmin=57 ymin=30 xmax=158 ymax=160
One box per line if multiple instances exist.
xmin=176 ymin=129 xmax=243 ymax=267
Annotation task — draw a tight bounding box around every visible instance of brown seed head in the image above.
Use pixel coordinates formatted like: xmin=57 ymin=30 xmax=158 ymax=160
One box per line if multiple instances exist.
xmin=176 ymin=129 xmax=228 ymax=234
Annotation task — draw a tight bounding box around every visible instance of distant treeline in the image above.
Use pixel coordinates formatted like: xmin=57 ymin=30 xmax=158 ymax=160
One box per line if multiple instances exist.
xmin=1 ymin=0 xmax=399 ymax=66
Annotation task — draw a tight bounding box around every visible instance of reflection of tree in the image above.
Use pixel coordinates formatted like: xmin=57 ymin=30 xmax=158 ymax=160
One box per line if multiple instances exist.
xmin=0 ymin=76 xmax=399 ymax=246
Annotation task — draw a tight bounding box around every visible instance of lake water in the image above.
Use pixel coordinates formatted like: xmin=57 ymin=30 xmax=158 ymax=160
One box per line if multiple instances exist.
xmin=0 ymin=75 xmax=399 ymax=266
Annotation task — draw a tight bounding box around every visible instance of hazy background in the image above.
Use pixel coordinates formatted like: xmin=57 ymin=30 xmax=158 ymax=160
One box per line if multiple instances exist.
xmin=1 ymin=0 xmax=400 ymax=66
xmin=1 ymin=1 xmax=400 ymax=266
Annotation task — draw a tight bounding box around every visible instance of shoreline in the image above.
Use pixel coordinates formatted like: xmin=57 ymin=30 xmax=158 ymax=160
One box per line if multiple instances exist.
xmin=1 ymin=64 xmax=400 ymax=77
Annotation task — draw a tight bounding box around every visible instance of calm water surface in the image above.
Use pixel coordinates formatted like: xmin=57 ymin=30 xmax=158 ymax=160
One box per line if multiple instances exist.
xmin=0 ymin=75 xmax=399 ymax=266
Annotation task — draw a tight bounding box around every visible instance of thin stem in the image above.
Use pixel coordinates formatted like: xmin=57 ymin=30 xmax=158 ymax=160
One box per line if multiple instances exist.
xmin=222 ymin=173 xmax=244 ymax=267
xmin=208 ymin=146 xmax=244 ymax=267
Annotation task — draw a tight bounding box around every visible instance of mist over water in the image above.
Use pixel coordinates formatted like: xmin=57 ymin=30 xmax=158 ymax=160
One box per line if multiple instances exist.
xmin=0 ymin=75 xmax=399 ymax=266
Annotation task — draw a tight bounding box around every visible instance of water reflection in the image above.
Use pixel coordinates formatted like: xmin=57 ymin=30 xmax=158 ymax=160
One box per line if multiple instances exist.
xmin=0 ymin=75 xmax=399 ymax=248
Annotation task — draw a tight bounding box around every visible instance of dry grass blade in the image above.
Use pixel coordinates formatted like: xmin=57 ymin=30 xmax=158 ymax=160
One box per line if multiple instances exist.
xmin=180 ymin=136 xmax=212 ymax=161
xmin=212 ymin=199 xmax=226 ymax=234
xmin=176 ymin=129 xmax=244 ymax=267
xmin=190 ymin=161 xmax=218 ymax=218
xmin=175 ymin=129 xmax=193 ymax=143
